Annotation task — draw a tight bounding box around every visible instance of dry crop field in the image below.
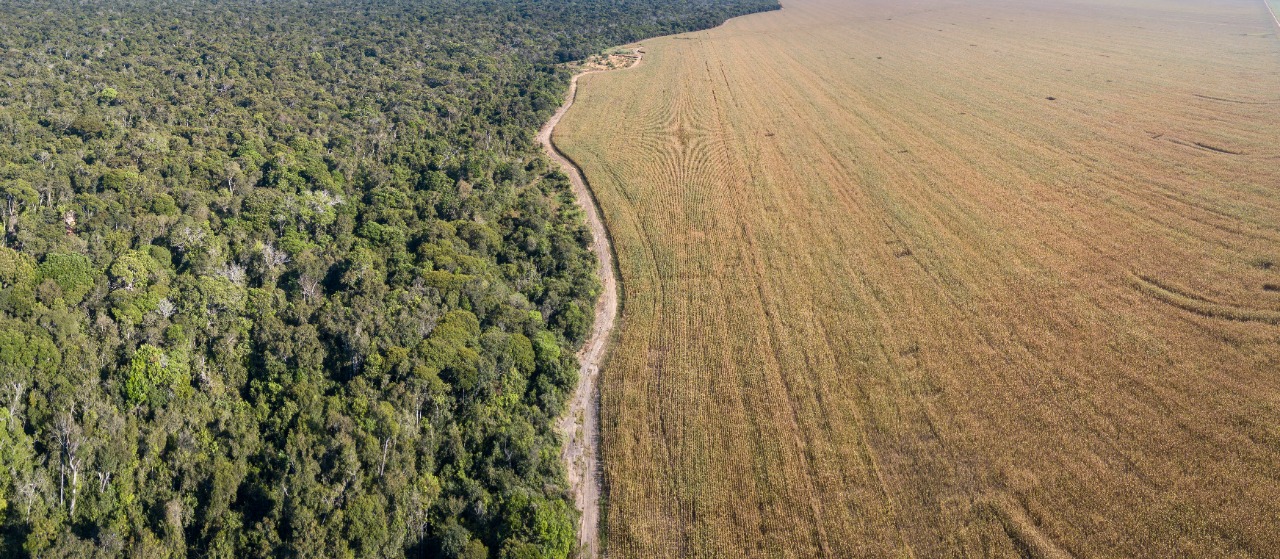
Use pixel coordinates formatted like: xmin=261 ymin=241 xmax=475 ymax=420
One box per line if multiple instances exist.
xmin=554 ymin=0 xmax=1280 ymax=556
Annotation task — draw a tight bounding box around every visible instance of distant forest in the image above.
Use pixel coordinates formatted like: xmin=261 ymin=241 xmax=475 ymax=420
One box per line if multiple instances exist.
xmin=0 ymin=0 xmax=778 ymax=557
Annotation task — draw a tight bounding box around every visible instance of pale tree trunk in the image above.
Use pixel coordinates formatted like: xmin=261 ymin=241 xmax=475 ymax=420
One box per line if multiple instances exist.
xmin=379 ymin=437 xmax=394 ymax=477
xmin=55 ymin=412 xmax=83 ymax=515
xmin=69 ymin=457 xmax=81 ymax=516
xmin=6 ymin=382 xmax=24 ymax=418
xmin=5 ymin=195 xmax=16 ymax=239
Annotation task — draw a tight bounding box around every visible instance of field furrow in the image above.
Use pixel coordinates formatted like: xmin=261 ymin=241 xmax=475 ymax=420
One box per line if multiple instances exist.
xmin=556 ymin=0 xmax=1280 ymax=555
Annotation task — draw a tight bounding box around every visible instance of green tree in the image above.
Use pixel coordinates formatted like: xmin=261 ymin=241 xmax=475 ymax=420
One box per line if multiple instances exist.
xmin=122 ymin=344 xmax=188 ymax=407
xmin=1 ymin=178 xmax=37 ymax=242
xmin=37 ymin=254 xmax=96 ymax=306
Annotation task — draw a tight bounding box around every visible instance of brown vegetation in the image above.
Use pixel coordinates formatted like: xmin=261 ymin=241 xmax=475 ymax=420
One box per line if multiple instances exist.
xmin=576 ymin=48 xmax=644 ymax=73
xmin=554 ymin=0 xmax=1280 ymax=556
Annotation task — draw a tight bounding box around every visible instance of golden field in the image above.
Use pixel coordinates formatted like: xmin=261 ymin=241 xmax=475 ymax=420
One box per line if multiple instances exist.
xmin=553 ymin=0 xmax=1280 ymax=556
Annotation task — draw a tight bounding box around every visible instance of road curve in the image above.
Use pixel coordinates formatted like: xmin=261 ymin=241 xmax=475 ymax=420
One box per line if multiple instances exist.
xmin=537 ymin=50 xmax=640 ymax=558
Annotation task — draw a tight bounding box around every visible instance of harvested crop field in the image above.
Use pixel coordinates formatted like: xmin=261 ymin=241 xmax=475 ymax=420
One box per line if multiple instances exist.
xmin=553 ymin=0 xmax=1280 ymax=556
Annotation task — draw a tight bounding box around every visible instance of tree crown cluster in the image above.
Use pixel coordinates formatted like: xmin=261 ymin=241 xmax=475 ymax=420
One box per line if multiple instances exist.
xmin=0 ymin=0 xmax=778 ymax=557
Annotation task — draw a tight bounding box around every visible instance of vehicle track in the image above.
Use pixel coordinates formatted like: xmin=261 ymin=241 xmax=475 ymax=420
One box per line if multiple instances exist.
xmin=537 ymin=48 xmax=641 ymax=559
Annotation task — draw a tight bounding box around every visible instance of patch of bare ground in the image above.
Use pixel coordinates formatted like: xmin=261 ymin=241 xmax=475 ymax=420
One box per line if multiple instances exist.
xmin=577 ymin=49 xmax=643 ymax=73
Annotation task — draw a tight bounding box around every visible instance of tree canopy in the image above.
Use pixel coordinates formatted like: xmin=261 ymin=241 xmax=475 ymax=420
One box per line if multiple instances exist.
xmin=0 ymin=0 xmax=778 ymax=556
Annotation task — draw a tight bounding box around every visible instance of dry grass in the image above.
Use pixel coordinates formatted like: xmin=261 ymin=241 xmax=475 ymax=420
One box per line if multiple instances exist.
xmin=576 ymin=48 xmax=643 ymax=73
xmin=553 ymin=0 xmax=1280 ymax=556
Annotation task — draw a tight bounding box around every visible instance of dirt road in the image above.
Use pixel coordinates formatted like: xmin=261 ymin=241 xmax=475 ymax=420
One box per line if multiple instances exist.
xmin=537 ymin=48 xmax=640 ymax=558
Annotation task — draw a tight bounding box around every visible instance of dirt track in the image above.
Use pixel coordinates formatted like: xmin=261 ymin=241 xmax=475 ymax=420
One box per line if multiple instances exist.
xmin=537 ymin=48 xmax=640 ymax=559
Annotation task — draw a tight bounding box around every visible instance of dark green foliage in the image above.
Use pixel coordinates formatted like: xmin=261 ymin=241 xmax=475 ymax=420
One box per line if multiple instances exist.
xmin=0 ymin=0 xmax=779 ymax=557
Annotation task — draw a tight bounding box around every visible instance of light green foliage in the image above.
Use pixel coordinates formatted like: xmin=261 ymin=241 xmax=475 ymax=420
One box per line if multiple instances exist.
xmin=197 ymin=275 xmax=245 ymax=314
xmin=500 ymin=491 xmax=577 ymax=558
xmin=108 ymin=250 xmax=171 ymax=325
xmin=0 ymin=318 xmax=61 ymax=378
xmin=532 ymin=330 xmax=561 ymax=365
xmin=420 ymin=310 xmax=483 ymax=392
xmin=97 ymin=87 xmax=119 ymax=104
xmin=109 ymin=251 xmax=156 ymax=291
xmin=0 ymin=247 xmax=37 ymax=314
xmin=36 ymin=253 xmax=95 ymax=305
xmin=100 ymin=169 xmax=142 ymax=193
xmin=0 ymin=410 xmax=34 ymax=517
xmin=0 ymin=247 xmax=35 ymax=288
xmin=509 ymin=333 xmax=536 ymax=375
xmin=123 ymin=343 xmax=189 ymax=407
xmin=1 ymin=178 xmax=37 ymax=222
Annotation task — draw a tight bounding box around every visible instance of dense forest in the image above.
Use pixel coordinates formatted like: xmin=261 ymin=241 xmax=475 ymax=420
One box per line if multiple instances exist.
xmin=0 ymin=0 xmax=778 ymax=557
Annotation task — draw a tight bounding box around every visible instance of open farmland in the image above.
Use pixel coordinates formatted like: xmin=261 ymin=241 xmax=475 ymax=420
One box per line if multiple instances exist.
xmin=553 ymin=0 xmax=1280 ymax=556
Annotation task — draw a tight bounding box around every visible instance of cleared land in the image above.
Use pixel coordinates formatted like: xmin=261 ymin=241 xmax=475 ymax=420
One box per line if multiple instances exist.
xmin=554 ymin=0 xmax=1280 ymax=556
